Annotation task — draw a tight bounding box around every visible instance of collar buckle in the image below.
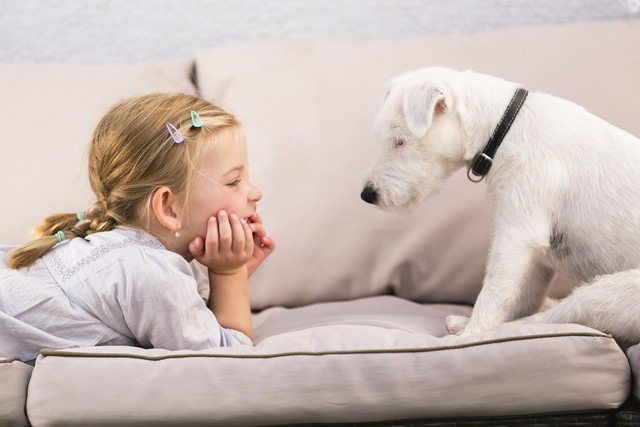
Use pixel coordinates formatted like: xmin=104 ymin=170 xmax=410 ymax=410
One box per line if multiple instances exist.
xmin=467 ymin=88 xmax=528 ymax=183
xmin=467 ymin=153 xmax=493 ymax=182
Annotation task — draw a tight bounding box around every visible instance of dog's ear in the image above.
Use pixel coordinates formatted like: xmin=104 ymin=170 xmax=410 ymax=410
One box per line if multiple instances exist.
xmin=403 ymin=84 xmax=447 ymax=137
xmin=382 ymin=81 xmax=396 ymax=104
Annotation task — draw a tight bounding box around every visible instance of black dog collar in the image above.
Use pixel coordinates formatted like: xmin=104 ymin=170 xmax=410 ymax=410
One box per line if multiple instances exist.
xmin=467 ymin=88 xmax=528 ymax=182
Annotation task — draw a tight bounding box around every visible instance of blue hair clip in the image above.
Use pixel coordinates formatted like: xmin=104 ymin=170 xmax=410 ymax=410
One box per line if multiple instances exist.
xmin=77 ymin=211 xmax=86 ymax=221
xmin=54 ymin=230 xmax=66 ymax=243
xmin=190 ymin=111 xmax=203 ymax=128
xmin=166 ymin=122 xmax=184 ymax=144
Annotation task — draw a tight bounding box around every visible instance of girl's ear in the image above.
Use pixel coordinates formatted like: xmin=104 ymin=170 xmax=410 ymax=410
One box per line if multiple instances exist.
xmin=151 ymin=187 xmax=182 ymax=233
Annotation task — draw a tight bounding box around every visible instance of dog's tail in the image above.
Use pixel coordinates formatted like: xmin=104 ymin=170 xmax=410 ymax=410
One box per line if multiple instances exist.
xmin=522 ymin=269 xmax=640 ymax=348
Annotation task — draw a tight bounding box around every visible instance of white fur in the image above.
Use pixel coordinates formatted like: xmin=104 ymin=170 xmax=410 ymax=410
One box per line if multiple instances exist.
xmin=363 ymin=67 xmax=640 ymax=348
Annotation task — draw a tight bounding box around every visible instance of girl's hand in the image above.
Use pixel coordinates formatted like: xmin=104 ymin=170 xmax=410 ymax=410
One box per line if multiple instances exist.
xmin=246 ymin=212 xmax=276 ymax=277
xmin=189 ymin=210 xmax=254 ymax=275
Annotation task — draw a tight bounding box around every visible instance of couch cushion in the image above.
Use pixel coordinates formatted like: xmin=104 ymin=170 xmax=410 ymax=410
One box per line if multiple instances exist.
xmin=0 ymin=60 xmax=197 ymax=245
xmin=27 ymin=296 xmax=629 ymax=426
xmin=627 ymin=344 xmax=640 ymax=401
xmin=0 ymin=358 xmax=32 ymax=427
xmin=194 ymin=20 xmax=640 ymax=310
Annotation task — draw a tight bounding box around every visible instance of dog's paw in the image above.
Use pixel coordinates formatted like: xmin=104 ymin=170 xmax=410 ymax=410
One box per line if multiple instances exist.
xmin=445 ymin=315 xmax=470 ymax=335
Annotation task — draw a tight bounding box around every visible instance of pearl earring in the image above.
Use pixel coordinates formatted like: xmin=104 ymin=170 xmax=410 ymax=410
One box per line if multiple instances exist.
xmin=173 ymin=230 xmax=181 ymax=238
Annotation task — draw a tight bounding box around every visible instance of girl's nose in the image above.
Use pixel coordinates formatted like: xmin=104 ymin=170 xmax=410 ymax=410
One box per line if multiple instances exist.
xmin=249 ymin=183 xmax=263 ymax=203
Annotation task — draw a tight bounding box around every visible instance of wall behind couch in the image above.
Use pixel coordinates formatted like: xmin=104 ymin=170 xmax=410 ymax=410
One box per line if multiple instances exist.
xmin=0 ymin=0 xmax=639 ymax=63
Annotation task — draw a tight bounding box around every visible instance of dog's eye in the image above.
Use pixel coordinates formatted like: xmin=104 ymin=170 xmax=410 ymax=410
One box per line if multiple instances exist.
xmin=393 ymin=138 xmax=405 ymax=147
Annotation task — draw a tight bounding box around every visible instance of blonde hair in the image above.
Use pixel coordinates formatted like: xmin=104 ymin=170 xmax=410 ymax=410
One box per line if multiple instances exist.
xmin=8 ymin=93 xmax=240 ymax=269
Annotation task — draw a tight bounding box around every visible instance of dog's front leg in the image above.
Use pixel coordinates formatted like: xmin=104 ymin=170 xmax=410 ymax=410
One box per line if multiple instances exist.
xmin=459 ymin=228 xmax=541 ymax=336
xmin=445 ymin=260 xmax=553 ymax=335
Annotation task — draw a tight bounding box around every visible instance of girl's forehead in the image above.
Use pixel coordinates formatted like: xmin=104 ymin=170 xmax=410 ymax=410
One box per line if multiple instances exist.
xmin=199 ymin=133 xmax=248 ymax=173
xmin=211 ymin=134 xmax=247 ymax=158
xmin=206 ymin=126 xmax=246 ymax=150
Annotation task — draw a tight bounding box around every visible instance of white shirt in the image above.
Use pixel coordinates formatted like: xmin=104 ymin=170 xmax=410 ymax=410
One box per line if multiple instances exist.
xmin=0 ymin=227 xmax=251 ymax=363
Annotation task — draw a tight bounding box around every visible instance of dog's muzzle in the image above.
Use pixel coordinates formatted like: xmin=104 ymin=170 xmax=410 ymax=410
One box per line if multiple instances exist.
xmin=360 ymin=184 xmax=378 ymax=205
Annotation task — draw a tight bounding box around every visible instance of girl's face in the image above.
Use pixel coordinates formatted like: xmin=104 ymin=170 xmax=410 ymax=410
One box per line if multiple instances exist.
xmin=179 ymin=132 xmax=262 ymax=254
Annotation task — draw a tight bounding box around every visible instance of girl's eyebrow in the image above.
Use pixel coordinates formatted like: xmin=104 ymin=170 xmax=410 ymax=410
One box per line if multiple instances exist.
xmin=223 ymin=165 xmax=245 ymax=177
xmin=196 ymin=164 xmax=246 ymax=187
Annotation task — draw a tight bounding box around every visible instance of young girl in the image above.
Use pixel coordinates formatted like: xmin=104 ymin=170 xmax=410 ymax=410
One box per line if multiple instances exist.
xmin=0 ymin=93 xmax=275 ymax=363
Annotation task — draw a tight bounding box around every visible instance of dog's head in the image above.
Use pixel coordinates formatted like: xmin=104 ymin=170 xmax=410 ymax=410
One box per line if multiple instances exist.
xmin=361 ymin=67 xmax=467 ymax=212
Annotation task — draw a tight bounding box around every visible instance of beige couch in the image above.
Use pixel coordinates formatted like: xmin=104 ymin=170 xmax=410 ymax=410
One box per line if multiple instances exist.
xmin=2 ymin=20 xmax=640 ymax=426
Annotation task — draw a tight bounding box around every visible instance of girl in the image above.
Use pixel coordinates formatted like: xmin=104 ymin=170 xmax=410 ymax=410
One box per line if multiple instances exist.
xmin=0 ymin=93 xmax=275 ymax=363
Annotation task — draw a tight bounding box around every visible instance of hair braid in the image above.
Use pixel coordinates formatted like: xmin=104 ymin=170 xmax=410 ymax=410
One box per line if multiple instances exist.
xmin=86 ymin=200 xmax=118 ymax=234
xmin=7 ymin=214 xmax=91 ymax=269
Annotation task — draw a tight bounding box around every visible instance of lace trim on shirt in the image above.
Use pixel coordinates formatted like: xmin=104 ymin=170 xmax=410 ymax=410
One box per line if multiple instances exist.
xmin=47 ymin=231 xmax=164 ymax=282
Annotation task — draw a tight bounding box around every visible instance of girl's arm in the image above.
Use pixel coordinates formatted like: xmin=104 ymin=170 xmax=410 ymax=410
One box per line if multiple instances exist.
xmin=189 ymin=210 xmax=254 ymax=340
xmin=207 ymin=267 xmax=251 ymax=340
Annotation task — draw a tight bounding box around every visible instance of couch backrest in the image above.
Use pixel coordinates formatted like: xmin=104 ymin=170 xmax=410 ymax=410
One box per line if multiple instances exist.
xmin=195 ymin=20 xmax=640 ymax=308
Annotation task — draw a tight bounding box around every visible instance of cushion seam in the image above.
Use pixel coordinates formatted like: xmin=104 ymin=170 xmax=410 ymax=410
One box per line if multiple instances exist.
xmin=38 ymin=331 xmax=613 ymax=361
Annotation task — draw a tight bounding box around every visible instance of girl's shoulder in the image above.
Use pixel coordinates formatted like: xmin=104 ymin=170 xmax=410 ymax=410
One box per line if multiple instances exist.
xmin=43 ymin=227 xmax=180 ymax=284
xmin=88 ymin=226 xmax=164 ymax=250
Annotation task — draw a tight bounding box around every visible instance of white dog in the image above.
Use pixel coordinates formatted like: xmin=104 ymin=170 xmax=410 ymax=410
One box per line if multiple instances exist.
xmin=361 ymin=67 xmax=640 ymax=347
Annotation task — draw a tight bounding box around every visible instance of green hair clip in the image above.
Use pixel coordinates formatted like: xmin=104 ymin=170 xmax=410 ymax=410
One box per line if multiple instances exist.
xmin=190 ymin=110 xmax=203 ymax=128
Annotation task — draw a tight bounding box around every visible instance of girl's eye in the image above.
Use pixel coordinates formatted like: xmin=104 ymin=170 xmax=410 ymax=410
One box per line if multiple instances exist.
xmin=226 ymin=179 xmax=241 ymax=187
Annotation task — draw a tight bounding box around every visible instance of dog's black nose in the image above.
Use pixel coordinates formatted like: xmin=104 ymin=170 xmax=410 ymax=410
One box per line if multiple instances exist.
xmin=360 ymin=185 xmax=378 ymax=204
